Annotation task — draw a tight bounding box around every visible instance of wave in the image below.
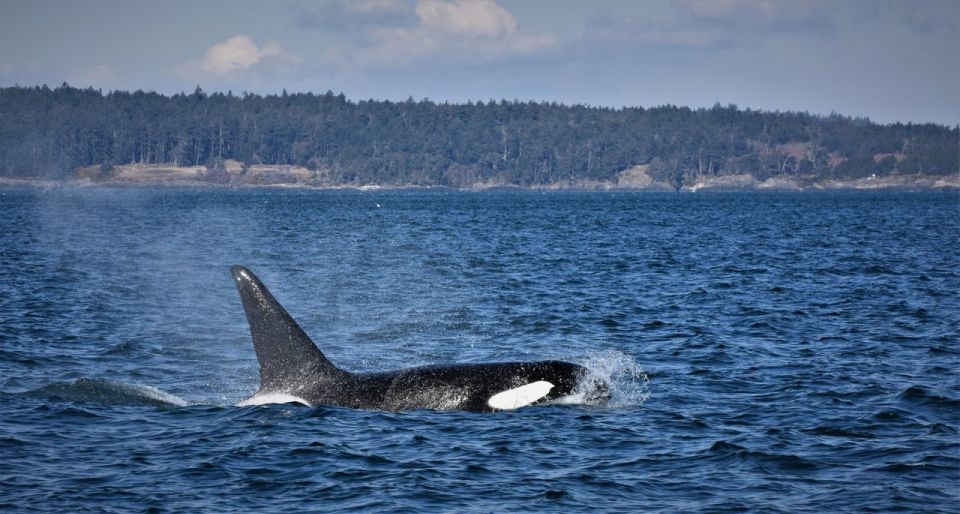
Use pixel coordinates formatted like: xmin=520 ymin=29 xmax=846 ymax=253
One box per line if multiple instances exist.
xmin=706 ymin=440 xmax=819 ymax=472
xmin=24 ymin=378 xmax=188 ymax=407
xmin=898 ymin=386 xmax=960 ymax=410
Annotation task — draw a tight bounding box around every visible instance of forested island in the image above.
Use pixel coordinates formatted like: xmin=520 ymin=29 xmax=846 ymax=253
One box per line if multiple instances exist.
xmin=0 ymin=84 xmax=957 ymax=191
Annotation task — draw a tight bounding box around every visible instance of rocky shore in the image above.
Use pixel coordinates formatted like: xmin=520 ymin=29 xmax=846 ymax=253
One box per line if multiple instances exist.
xmin=1 ymin=161 xmax=956 ymax=192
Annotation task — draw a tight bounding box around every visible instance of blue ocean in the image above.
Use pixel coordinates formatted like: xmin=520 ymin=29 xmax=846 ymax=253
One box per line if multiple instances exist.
xmin=0 ymin=188 xmax=957 ymax=513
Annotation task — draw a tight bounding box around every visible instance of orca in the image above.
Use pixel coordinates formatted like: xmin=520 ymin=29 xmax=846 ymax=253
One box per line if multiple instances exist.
xmin=230 ymin=265 xmax=610 ymax=412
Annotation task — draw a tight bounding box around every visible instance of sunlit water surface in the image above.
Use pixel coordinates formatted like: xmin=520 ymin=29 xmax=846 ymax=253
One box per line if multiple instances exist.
xmin=0 ymin=188 xmax=957 ymax=512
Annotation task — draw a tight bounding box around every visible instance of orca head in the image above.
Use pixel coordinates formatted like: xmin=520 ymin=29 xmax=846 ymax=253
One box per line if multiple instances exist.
xmin=503 ymin=361 xmax=611 ymax=409
xmin=575 ymin=373 xmax=612 ymax=404
xmin=560 ymin=363 xmax=611 ymax=405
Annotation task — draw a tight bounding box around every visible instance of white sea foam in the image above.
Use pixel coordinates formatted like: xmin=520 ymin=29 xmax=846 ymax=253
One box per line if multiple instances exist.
xmin=564 ymin=350 xmax=650 ymax=407
xmin=131 ymin=383 xmax=190 ymax=407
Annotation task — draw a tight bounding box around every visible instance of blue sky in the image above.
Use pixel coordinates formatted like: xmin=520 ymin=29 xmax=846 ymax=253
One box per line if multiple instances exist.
xmin=1 ymin=0 xmax=957 ymax=125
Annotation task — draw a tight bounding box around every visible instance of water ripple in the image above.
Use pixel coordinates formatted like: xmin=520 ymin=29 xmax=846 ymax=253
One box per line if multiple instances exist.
xmin=0 ymin=189 xmax=957 ymax=513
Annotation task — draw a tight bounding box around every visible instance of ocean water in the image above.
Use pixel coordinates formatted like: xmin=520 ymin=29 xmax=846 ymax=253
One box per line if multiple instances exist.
xmin=0 ymin=188 xmax=957 ymax=513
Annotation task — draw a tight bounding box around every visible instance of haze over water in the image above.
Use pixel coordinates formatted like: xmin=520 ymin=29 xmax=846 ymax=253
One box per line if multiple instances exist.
xmin=0 ymin=188 xmax=957 ymax=512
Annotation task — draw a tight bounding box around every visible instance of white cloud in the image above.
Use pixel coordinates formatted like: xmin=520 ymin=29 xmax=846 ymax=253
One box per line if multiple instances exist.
xmin=350 ymin=0 xmax=556 ymax=65
xmin=182 ymin=35 xmax=300 ymax=78
xmin=416 ymin=0 xmax=516 ymax=37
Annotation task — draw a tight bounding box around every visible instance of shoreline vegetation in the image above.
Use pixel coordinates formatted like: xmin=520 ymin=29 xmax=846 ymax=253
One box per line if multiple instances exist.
xmin=1 ymin=160 xmax=956 ymax=192
xmin=1 ymin=85 xmax=957 ymax=191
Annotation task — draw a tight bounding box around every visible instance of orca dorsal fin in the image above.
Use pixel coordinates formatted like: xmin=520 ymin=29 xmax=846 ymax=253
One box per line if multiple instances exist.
xmin=231 ymin=265 xmax=344 ymax=393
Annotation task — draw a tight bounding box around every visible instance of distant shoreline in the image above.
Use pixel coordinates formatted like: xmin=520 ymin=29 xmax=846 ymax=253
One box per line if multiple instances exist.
xmin=1 ymin=161 xmax=957 ymax=193
xmin=2 ymin=175 xmax=957 ymax=193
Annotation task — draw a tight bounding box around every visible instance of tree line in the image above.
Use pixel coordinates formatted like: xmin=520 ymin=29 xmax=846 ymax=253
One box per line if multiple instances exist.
xmin=0 ymin=83 xmax=956 ymax=187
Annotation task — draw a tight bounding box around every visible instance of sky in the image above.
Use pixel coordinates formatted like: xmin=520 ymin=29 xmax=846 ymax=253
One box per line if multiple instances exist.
xmin=1 ymin=0 xmax=958 ymax=125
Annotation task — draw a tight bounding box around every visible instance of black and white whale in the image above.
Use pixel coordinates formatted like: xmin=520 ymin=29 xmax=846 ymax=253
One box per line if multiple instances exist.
xmin=231 ymin=265 xmax=610 ymax=412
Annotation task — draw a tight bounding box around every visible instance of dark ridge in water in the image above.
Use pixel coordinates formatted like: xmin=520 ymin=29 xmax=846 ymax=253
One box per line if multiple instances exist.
xmin=24 ymin=378 xmax=188 ymax=407
xmin=0 ymin=189 xmax=958 ymax=513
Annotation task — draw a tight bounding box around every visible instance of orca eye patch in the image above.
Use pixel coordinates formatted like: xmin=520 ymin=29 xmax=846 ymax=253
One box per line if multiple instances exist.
xmin=236 ymin=392 xmax=310 ymax=407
